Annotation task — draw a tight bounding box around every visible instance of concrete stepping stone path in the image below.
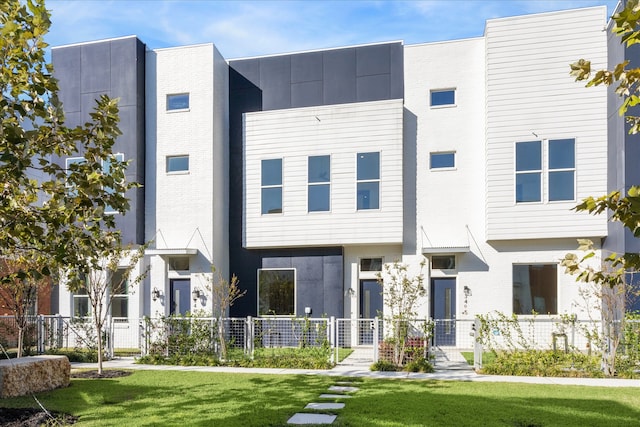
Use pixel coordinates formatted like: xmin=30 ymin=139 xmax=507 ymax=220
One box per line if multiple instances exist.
xmin=287 ymin=382 xmax=358 ymax=425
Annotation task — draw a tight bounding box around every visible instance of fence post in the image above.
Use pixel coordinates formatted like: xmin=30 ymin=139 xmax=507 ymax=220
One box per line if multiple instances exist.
xmin=329 ymin=316 xmax=336 ymax=364
xmin=473 ymin=317 xmax=482 ymax=370
xmin=57 ymin=314 xmax=64 ymax=349
xmin=246 ymin=316 xmax=253 ymax=359
xmin=373 ymin=316 xmax=379 ymax=363
xmin=37 ymin=315 xmax=44 ymax=354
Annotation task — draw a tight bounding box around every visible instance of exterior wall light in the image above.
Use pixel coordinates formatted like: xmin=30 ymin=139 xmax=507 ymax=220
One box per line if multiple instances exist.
xmin=152 ymin=288 xmax=161 ymax=302
xmin=192 ymin=289 xmax=201 ymax=302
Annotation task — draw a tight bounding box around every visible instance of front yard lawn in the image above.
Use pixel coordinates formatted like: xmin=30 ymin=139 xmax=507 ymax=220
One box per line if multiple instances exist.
xmin=1 ymin=370 xmax=639 ymax=426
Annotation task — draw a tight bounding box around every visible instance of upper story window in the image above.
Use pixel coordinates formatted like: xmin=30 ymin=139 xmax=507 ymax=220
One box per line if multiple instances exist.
xmin=515 ymin=141 xmax=542 ymax=203
xmin=515 ymin=138 xmax=575 ymax=203
xmin=548 ymin=139 xmax=575 ymax=202
xmin=430 ymin=152 xmax=455 ymax=169
xmin=167 ymin=155 xmax=189 ymax=173
xmin=357 ymin=152 xmax=380 ymax=210
xmin=167 ymin=93 xmax=189 ymax=111
xmin=360 ymin=258 xmax=382 ymax=272
xmin=430 ymin=89 xmax=455 ymax=107
xmin=261 ymin=158 xmax=283 ymax=214
xmin=308 ymin=155 xmax=330 ymax=212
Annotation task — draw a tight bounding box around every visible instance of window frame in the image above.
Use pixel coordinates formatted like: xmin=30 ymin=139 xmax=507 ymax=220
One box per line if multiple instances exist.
xmin=109 ymin=269 xmax=129 ymax=319
xmin=166 ymin=93 xmax=190 ymax=111
xmin=73 ymin=287 xmax=90 ymax=318
xmin=307 ymin=155 xmax=331 ymax=213
xmin=429 ymin=152 xmax=456 ymax=170
xmin=356 ymin=152 xmax=380 ymax=211
xmin=548 ymin=139 xmax=576 ymax=202
xmin=261 ymin=158 xmax=283 ymax=215
xmin=512 ymin=263 xmax=558 ymax=315
xmin=257 ymin=268 xmax=296 ymax=316
xmin=515 ymin=141 xmax=542 ymax=203
xmin=431 ymin=255 xmax=456 ymax=270
xmin=166 ymin=155 xmax=189 ymax=174
xmin=430 ymin=88 xmax=456 ymax=108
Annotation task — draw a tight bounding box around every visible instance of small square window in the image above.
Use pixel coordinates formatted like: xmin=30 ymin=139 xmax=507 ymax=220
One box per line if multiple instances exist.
xmin=432 ymin=255 xmax=455 ymax=269
xmin=167 ymin=155 xmax=189 ymax=173
xmin=167 ymin=93 xmax=189 ymax=110
xmin=430 ymin=89 xmax=455 ymax=107
xmin=168 ymin=257 xmax=190 ymax=271
xmin=430 ymin=152 xmax=455 ymax=169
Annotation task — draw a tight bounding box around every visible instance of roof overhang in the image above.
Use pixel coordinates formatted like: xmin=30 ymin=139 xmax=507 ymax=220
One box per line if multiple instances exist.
xmin=422 ymin=246 xmax=470 ymax=255
xmin=145 ymin=248 xmax=198 ymax=256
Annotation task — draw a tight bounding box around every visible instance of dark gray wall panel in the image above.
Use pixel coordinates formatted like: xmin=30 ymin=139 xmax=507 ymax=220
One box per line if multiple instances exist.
xmin=81 ymin=42 xmax=110 ymax=94
xmin=291 ymin=81 xmax=323 ymax=108
xmin=356 ymin=44 xmax=390 ymax=77
xmin=52 ymin=48 xmax=81 ymax=113
xmin=110 ymin=38 xmax=139 ymax=107
xmin=260 ymin=56 xmax=292 ymax=110
xmin=322 ymin=48 xmax=357 ymax=105
xmin=291 ymin=51 xmax=323 ymax=83
xmin=357 ymin=74 xmax=391 ymax=102
xmin=323 ymin=255 xmax=343 ymax=318
xmin=390 ymin=43 xmax=404 ymax=99
xmin=231 ymin=60 xmax=261 ymax=89
xmin=262 ymin=257 xmax=292 ymax=269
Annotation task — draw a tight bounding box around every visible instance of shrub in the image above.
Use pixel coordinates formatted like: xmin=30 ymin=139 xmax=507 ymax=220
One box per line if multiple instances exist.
xmin=370 ymin=359 xmax=398 ymax=371
xmin=403 ymin=357 xmax=434 ymax=373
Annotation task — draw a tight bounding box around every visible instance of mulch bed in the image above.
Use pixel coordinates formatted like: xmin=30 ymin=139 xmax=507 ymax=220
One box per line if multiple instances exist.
xmin=0 ymin=408 xmax=77 ymax=426
xmin=0 ymin=370 xmax=132 ymax=426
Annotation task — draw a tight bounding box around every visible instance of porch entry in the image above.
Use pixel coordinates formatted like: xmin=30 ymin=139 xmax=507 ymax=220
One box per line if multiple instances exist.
xmin=170 ymin=279 xmax=191 ymax=315
xmin=431 ymin=277 xmax=456 ymax=346
xmin=359 ymin=279 xmax=383 ymax=345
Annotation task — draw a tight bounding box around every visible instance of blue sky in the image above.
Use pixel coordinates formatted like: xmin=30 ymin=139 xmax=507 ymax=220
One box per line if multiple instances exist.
xmin=45 ymin=1 xmax=620 ymax=58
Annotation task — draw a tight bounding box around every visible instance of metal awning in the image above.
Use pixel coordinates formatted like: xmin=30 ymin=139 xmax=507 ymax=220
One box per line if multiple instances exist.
xmin=145 ymin=248 xmax=198 ymax=256
xmin=421 ymin=246 xmax=470 ymax=255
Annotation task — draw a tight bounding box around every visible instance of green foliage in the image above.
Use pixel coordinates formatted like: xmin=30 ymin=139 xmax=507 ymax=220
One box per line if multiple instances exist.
xmin=403 ymin=356 xmax=434 ymax=373
xmin=480 ymin=350 xmax=603 ymax=378
xmin=45 ymin=348 xmax=99 ymax=363
xmin=370 ymin=359 xmax=398 ymax=371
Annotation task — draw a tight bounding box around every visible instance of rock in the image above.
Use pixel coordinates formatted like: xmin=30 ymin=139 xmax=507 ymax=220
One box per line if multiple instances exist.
xmin=0 ymin=355 xmax=70 ymax=398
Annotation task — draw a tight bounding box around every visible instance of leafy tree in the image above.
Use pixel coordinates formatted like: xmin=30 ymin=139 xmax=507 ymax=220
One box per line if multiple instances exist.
xmin=376 ymin=259 xmax=427 ymax=366
xmin=0 ymin=257 xmax=50 ymax=357
xmin=563 ymin=0 xmax=640 ymax=375
xmin=200 ymin=266 xmax=245 ymax=360
xmin=68 ymin=245 xmax=147 ymax=374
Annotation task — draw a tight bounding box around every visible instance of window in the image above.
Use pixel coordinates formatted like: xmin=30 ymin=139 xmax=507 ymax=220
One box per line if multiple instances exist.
xmin=103 ymin=153 xmax=124 ymax=214
xmin=308 ymin=155 xmax=330 ymax=212
xmin=432 ymin=255 xmax=455 ymax=270
xmin=168 ymin=257 xmax=190 ymax=271
xmin=515 ymin=141 xmax=542 ymax=202
xmin=513 ymin=264 xmax=557 ymax=315
xmin=110 ymin=269 xmax=128 ymax=318
xmin=357 ymin=152 xmax=380 ymax=210
xmin=258 ymin=269 xmax=295 ymax=315
xmin=430 ymin=152 xmax=455 ymax=169
xmin=73 ymin=287 xmax=90 ymax=318
xmin=167 ymin=155 xmax=189 ymax=173
xmin=261 ymin=159 xmax=283 ymax=214
xmin=548 ymin=139 xmax=575 ymax=201
xmin=360 ymin=258 xmax=382 ymax=272
xmin=430 ymin=89 xmax=455 ymax=107
xmin=167 ymin=93 xmax=189 ymax=110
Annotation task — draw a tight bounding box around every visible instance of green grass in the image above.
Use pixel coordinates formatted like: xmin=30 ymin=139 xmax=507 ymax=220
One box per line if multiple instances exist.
xmin=461 ymin=351 xmax=496 ymax=366
xmin=2 ymin=370 xmax=640 ymax=426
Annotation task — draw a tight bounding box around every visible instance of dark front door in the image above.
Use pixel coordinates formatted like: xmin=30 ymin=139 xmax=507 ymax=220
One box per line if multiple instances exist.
xmin=359 ymin=279 xmax=383 ymax=345
xmin=170 ymin=279 xmax=191 ymax=315
xmin=431 ymin=278 xmax=456 ymax=346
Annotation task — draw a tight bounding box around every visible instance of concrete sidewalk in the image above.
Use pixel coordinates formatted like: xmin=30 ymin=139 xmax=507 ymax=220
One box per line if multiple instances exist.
xmin=71 ymin=356 xmax=640 ymax=387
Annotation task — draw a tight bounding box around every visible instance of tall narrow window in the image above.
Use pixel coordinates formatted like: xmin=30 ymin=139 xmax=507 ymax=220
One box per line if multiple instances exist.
xmin=167 ymin=93 xmax=189 ymax=110
xmin=308 ymin=155 xmax=330 ymax=212
xmin=258 ymin=269 xmax=295 ymax=315
xmin=103 ymin=153 xmax=125 ymax=214
xmin=357 ymin=152 xmax=380 ymax=210
xmin=548 ymin=139 xmax=575 ymax=201
xmin=110 ymin=269 xmax=128 ymax=318
xmin=515 ymin=141 xmax=541 ymax=203
xmin=261 ymin=158 xmax=283 ymax=214
xmin=73 ymin=287 xmax=90 ymax=318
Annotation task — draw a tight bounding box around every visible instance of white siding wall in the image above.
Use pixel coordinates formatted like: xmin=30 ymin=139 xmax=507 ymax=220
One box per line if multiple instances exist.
xmin=485 ymin=7 xmax=609 ymax=240
xmin=404 ymin=38 xmax=486 ymax=251
xmin=145 ymin=44 xmax=228 ymax=316
xmin=243 ymin=99 xmax=404 ymax=248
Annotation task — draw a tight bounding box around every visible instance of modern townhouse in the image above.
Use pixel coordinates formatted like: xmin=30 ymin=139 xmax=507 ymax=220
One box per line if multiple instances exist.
xmin=50 ymin=5 xmax=636 ymax=348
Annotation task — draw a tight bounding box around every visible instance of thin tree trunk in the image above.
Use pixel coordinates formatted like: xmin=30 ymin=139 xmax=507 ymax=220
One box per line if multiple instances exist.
xmin=16 ymin=327 xmax=23 ymax=358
